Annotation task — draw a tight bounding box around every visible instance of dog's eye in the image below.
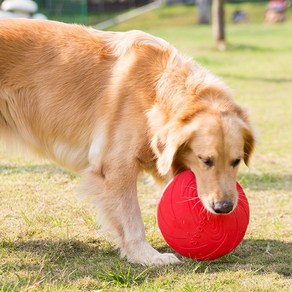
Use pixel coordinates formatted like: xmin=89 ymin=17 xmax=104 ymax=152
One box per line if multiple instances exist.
xmin=199 ymin=156 xmax=214 ymax=168
xmin=231 ymin=159 xmax=241 ymax=168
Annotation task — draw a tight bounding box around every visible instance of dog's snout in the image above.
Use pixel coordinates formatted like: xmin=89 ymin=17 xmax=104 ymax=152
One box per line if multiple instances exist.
xmin=213 ymin=200 xmax=234 ymax=214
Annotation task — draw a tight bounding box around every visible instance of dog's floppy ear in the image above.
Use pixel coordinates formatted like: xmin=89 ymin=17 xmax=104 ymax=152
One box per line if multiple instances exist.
xmin=236 ymin=107 xmax=256 ymax=167
xmin=151 ymin=121 xmax=195 ymax=176
xmin=148 ymin=104 xmax=203 ymax=176
xmin=243 ymin=126 xmax=256 ymax=166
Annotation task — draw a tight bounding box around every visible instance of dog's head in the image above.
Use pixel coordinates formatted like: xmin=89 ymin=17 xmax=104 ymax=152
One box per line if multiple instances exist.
xmin=149 ymin=87 xmax=255 ymax=214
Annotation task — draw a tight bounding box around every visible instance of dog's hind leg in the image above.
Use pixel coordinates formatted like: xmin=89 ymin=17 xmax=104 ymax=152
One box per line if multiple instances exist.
xmin=79 ymin=161 xmax=180 ymax=266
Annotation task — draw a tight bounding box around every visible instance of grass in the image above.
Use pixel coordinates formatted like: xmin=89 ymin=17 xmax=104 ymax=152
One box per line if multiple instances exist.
xmin=1 ymin=2 xmax=292 ymax=291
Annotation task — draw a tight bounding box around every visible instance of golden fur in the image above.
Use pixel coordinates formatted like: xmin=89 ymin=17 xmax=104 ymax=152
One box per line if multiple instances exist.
xmin=0 ymin=19 xmax=255 ymax=265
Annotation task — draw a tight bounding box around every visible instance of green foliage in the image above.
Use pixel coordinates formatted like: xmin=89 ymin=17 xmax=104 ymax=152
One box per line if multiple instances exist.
xmin=97 ymin=265 xmax=153 ymax=287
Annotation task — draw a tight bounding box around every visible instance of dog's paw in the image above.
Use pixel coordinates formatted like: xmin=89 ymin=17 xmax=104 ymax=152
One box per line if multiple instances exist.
xmin=121 ymin=241 xmax=182 ymax=266
xmin=141 ymin=252 xmax=181 ymax=266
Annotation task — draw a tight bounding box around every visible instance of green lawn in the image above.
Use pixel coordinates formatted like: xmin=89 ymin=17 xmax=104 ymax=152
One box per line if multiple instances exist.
xmin=1 ymin=3 xmax=292 ymax=291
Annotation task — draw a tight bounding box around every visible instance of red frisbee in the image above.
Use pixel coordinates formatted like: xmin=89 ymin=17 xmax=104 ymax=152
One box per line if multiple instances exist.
xmin=157 ymin=170 xmax=249 ymax=260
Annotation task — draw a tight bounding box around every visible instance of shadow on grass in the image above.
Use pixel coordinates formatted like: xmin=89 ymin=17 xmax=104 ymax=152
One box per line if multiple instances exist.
xmin=228 ymin=44 xmax=277 ymax=53
xmin=0 ymin=164 xmax=77 ymax=178
xmin=156 ymin=239 xmax=292 ymax=276
xmin=0 ymin=238 xmax=291 ymax=289
xmin=221 ymin=73 xmax=292 ymax=83
xmin=198 ymin=239 xmax=291 ymax=277
xmin=238 ymin=172 xmax=292 ymax=191
xmin=2 ymin=164 xmax=290 ymax=192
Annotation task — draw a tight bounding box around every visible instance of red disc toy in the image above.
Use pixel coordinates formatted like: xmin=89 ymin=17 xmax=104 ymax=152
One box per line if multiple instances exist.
xmin=157 ymin=170 xmax=249 ymax=260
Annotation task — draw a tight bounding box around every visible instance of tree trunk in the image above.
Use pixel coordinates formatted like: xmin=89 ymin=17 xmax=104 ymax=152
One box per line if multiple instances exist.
xmin=197 ymin=0 xmax=211 ymax=24
xmin=212 ymin=0 xmax=226 ymax=50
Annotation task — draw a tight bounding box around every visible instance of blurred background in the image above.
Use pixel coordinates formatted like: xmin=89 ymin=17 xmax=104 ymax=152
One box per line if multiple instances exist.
xmin=0 ymin=0 xmax=290 ymax=27
xmin=0 ymin=1 xmax=291 ymax=291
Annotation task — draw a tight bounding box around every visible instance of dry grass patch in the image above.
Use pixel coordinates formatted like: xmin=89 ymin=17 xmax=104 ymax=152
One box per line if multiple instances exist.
xmin=1 ymin=3 xmax=292 ymax=291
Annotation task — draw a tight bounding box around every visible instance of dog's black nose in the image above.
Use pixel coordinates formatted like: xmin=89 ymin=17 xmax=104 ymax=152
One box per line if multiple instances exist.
xmin=213 ymin=201 xmax=234 ymax=214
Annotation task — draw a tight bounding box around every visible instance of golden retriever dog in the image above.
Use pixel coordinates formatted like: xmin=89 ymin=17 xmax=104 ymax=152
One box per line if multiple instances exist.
xmin=0 ymin=19 xmax=255 ymax=265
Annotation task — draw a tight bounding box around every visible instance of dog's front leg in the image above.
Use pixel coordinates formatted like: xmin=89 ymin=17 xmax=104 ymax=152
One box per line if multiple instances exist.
xmin=79 ymin=164 xmax=180 ymax=266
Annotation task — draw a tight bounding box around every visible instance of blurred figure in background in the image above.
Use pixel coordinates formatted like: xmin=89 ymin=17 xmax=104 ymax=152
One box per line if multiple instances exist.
xmin=265 ymin=0 xmax=289 ymax=23
xmin=0 ymin=0 xmax=47 ymax=19
xmin=232 ymin=10 xmax=248 ymax=24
